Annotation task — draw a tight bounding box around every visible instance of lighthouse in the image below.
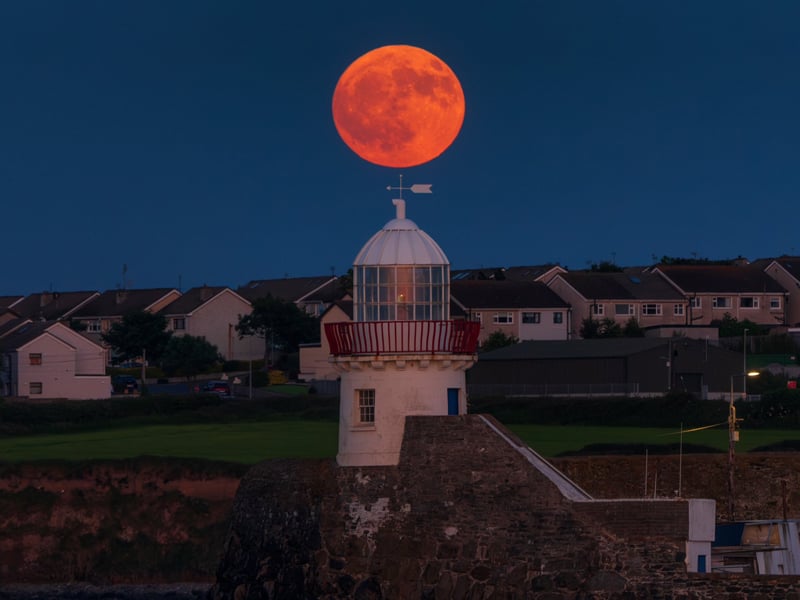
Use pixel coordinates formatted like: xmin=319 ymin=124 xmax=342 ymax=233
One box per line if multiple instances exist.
xmin=325 ymin=194 xmax=480 ymax=467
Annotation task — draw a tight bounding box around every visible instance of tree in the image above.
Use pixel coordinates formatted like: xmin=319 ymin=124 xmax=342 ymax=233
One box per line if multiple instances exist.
xmin=714 ymin=313 xmax=763 ymax=338
xmin=479 ymin=331 xmax=518 ymax=353
xmin=236 ymin=294 xmax=319 ymax=365
xmin=102 ymin=310 xmax=172 ymax=364
xmin=580 ymin=317 xmax=622 ymax=338
xmin=161 ymin=335 xmax=222 ymax=378
xmin=622 ymin=317 xmax=644 ymax=337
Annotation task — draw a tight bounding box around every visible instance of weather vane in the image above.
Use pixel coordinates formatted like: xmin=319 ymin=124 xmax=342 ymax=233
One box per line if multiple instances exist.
xmin=386 ymin=174 xmax=432 ymax=199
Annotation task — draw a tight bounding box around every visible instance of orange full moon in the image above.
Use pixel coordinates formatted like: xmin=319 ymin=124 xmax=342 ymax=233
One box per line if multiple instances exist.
xmin=332 ymin=45 xmax=465 ymax=168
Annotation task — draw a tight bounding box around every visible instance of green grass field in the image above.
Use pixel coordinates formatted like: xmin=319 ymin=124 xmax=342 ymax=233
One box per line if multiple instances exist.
xmin=0 ymin=421 xmax=797 ymax=463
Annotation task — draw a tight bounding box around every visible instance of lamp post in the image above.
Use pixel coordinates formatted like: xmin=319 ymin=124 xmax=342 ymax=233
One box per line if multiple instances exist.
xmin=727 ymin=370 xmax=759 ymax=521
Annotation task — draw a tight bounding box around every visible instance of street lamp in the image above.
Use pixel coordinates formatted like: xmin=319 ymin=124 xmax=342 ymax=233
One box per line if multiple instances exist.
xmin=727 ymin=370 xmax=760 ymax=521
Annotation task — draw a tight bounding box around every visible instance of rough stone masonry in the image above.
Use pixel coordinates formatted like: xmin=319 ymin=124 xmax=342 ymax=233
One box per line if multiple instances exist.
xmin=210 ymin=415 xmax=800 ymax=599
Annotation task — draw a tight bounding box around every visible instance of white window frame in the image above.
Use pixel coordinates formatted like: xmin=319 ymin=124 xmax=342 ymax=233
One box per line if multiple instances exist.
xmin=739 ymin=297 xmax=759 ymax=309
xmin=690 ymin=297 xmax=701 ymax=310
xmin=770 ymin=297 xmax=782 ymax=310
xmin=173 ymin=317 xmax=186 ymax=330
xmin=591 ymin=303 xmax=604 ymax=316
xmin=356 ymin=389 xmax=375 ymax=426
xmin=493 ymin=312 xmax=514 ymax=324
xmin=553 ymin=312 xmax=563 ymax=324
xmin=29 ymin=382 xmax=43 ymax=395
xmin=87 ymin=321 xmax=102 ymax=333
xmin=712 ymin=297 xmax=731 ymax=309
xmin=29 ymin=353 xmax=42 ymax=366
xmin=614 ymin=304 xmax=634 ymax=316
xmin=642 ymin=304 xmax=662 ymax=316
xmin=522 ymin=312 xmax=541 ymax=324
xmin=673 ymin=304 xmax=685 ymax=316
xmin=472 ymin=312 xmax=482 ymax=324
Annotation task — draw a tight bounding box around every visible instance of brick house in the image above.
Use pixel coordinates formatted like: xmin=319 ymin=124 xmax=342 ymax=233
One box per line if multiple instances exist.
xmin=652 ymin=265 xmax=788 ymax=329
xmin=450 ymin=279 xmax=570 ymax=343
xmin=753 ymin=256 xmax=800 ymax=327
xmin=547 ymin=271 xmax=687 ymax=338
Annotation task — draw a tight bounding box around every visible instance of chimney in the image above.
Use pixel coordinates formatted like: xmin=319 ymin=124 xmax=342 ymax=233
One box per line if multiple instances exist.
xmin=40 ymin=292 xmax=53 ymax=307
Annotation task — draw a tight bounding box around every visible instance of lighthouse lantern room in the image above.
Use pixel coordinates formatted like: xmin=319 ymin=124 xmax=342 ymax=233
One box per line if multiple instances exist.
xmin=326 ymin=195 xmax=480 ymax=466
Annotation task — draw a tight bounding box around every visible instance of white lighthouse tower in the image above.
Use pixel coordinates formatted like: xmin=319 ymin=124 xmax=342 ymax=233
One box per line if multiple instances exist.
xmin=326 ymin=191 xmax=480 ymax=467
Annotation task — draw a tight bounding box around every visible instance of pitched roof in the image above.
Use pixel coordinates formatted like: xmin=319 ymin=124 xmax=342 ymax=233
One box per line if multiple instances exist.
xmin=10 ymin=291 xmax=99 ymax=321
xmin=237 ymin=276 xmax=338 ymax=303
xmin=0 ymin=320 xmax=53 ymax=351
xmin=0 ymin=296 xmax=24 ymax=309
xmin=503 ymin=264 xmax=565 ymax=282
xmin=72 ymin=288 xmax=180 ymax=318
xmin=0 ymin=317 xmax=32 ymax=339
xmin=451 ymin=267 xmax=507 ymax=281
xmin=655 ymin=265 xmax=786 ymax=294
xmin=451 ymin=280 xmax=569 ymax=310
xmin=556 ymin=272 xmax=684 ymax=301
xmin=757 ymin=256 xmax=800 ymax=283
xmin=158 ymin=286 xmax=241 ymax=315
xmin=479 ymin=337 xmax=672 ymax=361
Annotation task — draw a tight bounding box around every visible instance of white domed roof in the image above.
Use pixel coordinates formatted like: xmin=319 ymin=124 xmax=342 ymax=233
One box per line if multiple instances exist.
xmin=354 ymin=200 xmax=449 ymax=266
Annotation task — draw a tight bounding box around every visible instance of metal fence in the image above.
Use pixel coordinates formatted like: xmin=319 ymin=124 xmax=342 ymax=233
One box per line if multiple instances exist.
xmin=467 ymin=382 xmax=642 ymax=398
xmin=325 ymin=320 xmax=481 ymax=356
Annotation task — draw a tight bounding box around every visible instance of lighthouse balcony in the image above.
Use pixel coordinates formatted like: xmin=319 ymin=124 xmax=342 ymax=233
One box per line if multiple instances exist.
xmin=325 ymin=320 xmax=480 ymax=356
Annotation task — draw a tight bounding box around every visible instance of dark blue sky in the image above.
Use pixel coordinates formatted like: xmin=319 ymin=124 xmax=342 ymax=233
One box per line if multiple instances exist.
xmin=3 ymin=2 xmax=800 ymax=296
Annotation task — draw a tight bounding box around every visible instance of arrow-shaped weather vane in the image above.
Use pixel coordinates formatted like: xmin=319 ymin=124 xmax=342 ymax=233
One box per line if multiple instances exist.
xmin=387 ymin=174 xmax=432 ymax=199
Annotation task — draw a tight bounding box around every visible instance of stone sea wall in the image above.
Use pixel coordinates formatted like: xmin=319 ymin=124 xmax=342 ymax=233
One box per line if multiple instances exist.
xmin=212 ymin=415 xmax=796 ymax=599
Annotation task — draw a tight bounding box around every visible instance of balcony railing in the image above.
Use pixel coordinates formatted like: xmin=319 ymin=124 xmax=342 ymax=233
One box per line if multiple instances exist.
xmin=325 ymin=320 xmax=480 ymax=356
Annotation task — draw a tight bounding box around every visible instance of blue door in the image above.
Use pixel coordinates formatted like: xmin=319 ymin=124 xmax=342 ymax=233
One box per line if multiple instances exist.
xmin=447 ymin=388 xmax=459 ymax=415
xmin=697 ymin=555 xmax=706 ymax=573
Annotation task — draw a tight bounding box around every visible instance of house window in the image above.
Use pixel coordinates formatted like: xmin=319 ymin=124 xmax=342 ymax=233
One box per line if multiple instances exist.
xmin=87 ymin=321 xmax=102 ymax=333
xmin=553 ymin=312 xmax=563 ymax=324
xmin=173 ymin=317 xmax=186 ymax=330
xmin=690 ymin=297 xmax=701 ymax=310
xmin=674 ymin=304 xmax=685 ymax=316
xmin=642 ymin=304 xmax=662 ymax=316
xmin=356 ymin=389 xmax=375 ymax=425
xmin=493 ymin=312 xmax=513 ymax=324
xmin=522 ymin=312 xmax=541 ymax=324
xmin=739 ymin=297 xmax=759 ymax=309
xmin=29 ymin=382 xmax=42 ymax=395
xmin=29 ymin=353 xmax=42 ymax=366
xmin=712 ymin=297 xmax=731 ymax=309
xmin=615 ymin=304 xmax=634 ymax=316
xmin=770 ymin=297 xmax=782 ymax=310
xmin=472 ymin=312 xmax=482 ymax=324
xmin=591 ymin=303 xmax=604 ymax=316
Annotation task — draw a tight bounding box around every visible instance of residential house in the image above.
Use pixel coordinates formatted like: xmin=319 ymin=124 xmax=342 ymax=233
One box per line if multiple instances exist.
xmin=9 ymin=291 xmax=99 ymax=323
xmin=71 ymin=288 xmax=182 ymax=335
xmin=158 ymin=285 xmax=260 ymax=361
xmin=547 ymin=271 xmax=688 ymax=339
xmin=468 ymin=337 xmax=743 ymax=398
xmin=298 ymin=299 xmax=353 ymax=381
xmin=0 ymin=321 xmax=110 ymax=399
xmin=753 ymin=256 xmax=800 ymax=327
xmin=450 ymin=280 xmax=570 ymax=344
xmin=237 ymin=275 xmax=343 ymax=317
xmin=652 ymin=265 xmax=788 ymax=328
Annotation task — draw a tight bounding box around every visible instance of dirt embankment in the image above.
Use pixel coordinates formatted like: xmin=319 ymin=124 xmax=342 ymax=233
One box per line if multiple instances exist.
xmin=0 ymin=458 xmax=246 ymax=585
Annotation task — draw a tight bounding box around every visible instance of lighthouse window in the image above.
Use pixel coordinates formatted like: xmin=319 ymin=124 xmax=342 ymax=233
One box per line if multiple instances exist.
xmin=357 ymin=389 xmax=375 ymax=424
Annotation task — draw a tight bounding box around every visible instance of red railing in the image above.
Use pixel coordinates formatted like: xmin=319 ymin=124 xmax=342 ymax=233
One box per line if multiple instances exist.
xmin=325 ymin=320 xmax=480 ymax=356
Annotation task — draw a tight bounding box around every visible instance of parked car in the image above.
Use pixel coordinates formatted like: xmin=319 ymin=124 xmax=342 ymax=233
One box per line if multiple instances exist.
xmin=203 ymin=380 xmax=231 ymax=396
xmin=112 ymin=375 xmax=138 ymax=394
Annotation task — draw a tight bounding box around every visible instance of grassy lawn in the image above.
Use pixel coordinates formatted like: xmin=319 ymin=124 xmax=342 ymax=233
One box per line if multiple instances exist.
xmin=509 ymin=424 xmax=800 ymax=457
xmin=0 ymin=421 xmax=339 ymax=464
xmin=0 ymin=420 xmax=797 ymax=463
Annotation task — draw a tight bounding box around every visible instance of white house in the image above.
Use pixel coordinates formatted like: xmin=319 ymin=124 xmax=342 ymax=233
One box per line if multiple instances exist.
xmin=0 ymin=321 xmax=110 ymax=400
